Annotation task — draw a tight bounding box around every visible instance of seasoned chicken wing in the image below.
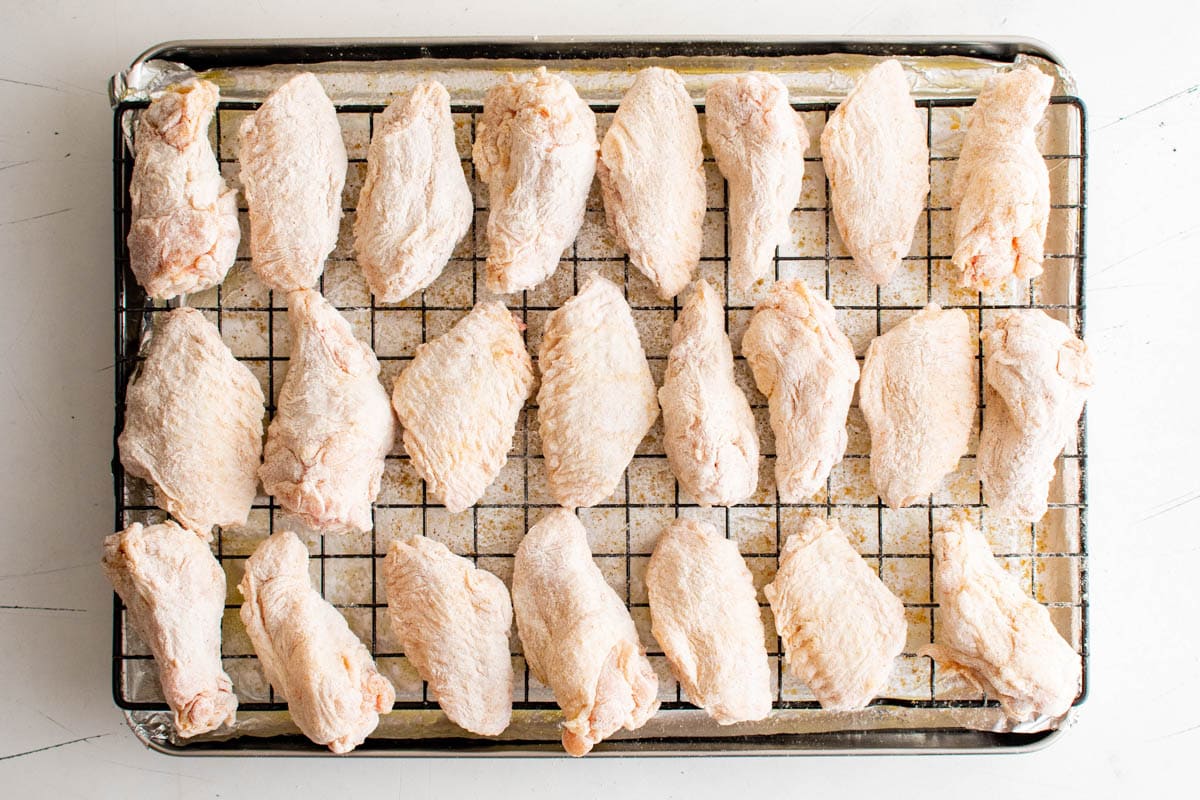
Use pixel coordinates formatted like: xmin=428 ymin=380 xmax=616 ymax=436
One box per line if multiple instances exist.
xmin=353 ymin=81 xmax=473 ymax=302
xmin=103 ymin=521 xmax=237 ymax=737
xmin=538 ymin=275 xmax=659 ymax=508
xmin=599 ymin=67 xmax=706 ymax=299
xmin=382 ymin=535 xmax=513 ymax=736
xmin=764 ymin=516 xmax=906 ymax=710
xmin=646 ymin=518 xmax=771 ymax=724
xmin=859 ymin=304 xmax=975 ymax=508
xmin=118 ymin=307 xmax=265 ymax=537
xmin=979 ymin=311 xmax=1093 ymax=521
xmin=391 ymin=301 xmax=534 ymax=512
xmin=239 ymin=531 xmax=395 ymax=753
xmin=820 ymin=60 xmax=929 ymax=285
xmin=921 ymin=516 xmax=1081 ymax=722
xmin=741 ymin=279 xmax=858 ymax=502
xmin=127 ymin=79 xmax=239 ymax=300
xmin=951 ymin=66 xmax=1052 ymax=292
xmin=260 ymin=289 xmax=395 ymax=534
xmin=512 ymin=509 xmax=659 ymax=756
xmin=659 ymin=279 xmax=758 ymax=507
xmin=706 ymin=73 xmax=808 ymax=290
xmin=238 ymin=73 xmax=346 ymax=291
xmin=473 ymin=68 xmax=597 ymax=294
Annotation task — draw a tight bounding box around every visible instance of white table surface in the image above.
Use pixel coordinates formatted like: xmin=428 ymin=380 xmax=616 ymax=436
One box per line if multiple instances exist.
xmin=1 ymin=1 xmax=1196 ymax=797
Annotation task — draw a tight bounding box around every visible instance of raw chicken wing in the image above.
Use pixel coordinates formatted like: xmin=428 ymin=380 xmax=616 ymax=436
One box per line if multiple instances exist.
xmin=859 ymin=304 xmax=975 ymax=508
xmin=118 ymin=307 xmax=265 ymax=537
xmin=820 ymin=60 xmax=929 ymax=285
xmin=706 ymin=73 xmax=808 ymax=290
xmin=353 ymin=81 xmax=473 ymax=302
xmin=538 ymin=275 xmax=659 ymax=508
xmin=238 ymin=73 xmax=346 ymax=291
xmin=239 ymin=531 xmax=395 ymax=753
xmin=921 ymin=515 xmax=1081 ymax=721
xmin=951 ymin=66 xmax=1052 ymax=292
xmin=659 ymin=279 xmax=758 ymax=506
xmin=741 ymin=279 xmax=858 ymax=502
xmin=382 ymin=535 xmax=513 ymax=735
xmin=103 ymin=521 xmax=237 ymax=736
xmin=391 ymin=301 xmax=534 ymax=512
xmin=512 ymin=509 xmax=659 ymax=756
xmin=260 ymin=289 xmax=395 ymax=534
xmin=599 ymin=67 xmax=706 ymax=299
xmin=646 ymin=518 xmax=771 ymax=724
xmin=473 ymin=68 xmax=597 ymax=294
xmin=127 ymin=79 xmax=239 ymax=299
xmin=979 ymin=310 xmax=1093 ymax=521
xmin=764 ymin=516 xmax=906 ymax=710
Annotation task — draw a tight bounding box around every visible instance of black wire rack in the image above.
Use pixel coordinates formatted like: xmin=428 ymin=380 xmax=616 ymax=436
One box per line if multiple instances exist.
xmin=111 ymin=41 xmax=1087 ymax=754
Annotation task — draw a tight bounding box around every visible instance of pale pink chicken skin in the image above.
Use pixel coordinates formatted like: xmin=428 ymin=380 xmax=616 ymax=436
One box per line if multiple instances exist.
xmin=951 ymin=66 xmax=1053 ymax=292
xmin=239 ymin=531 xmax=395 ymax=753
xmin=659 ymin=279 xmax=759 ymax=507
xmin=706 ymin=73 xmax=808 ymax=290
xmin=382 ymin=535 xmax=514 ymax=736
xmin=353 ymin=80 xmax=473 ymax=302
xmin=921 ymin=516 xmax=1081 ymax=722
xmin=392 ymin=301 xmax=533 ymax=513
xmin=599 ymin=67 xmax=706 ymax=299
xmin=646 ymin=518 xmax=771 ymax=724
xmin=764 ymin=516 xmax=907 ymax=711
xmin=979 ymin=310 xmax=1093 ymax=521
xmin=741 ymin=279 xmax=858 ymax=502
xmin=473 ymin=68 xmax=598 ymax=294
xmin=538 ymin=275 xmax=659 ymax=509
xmin=127 ymin=79 xmax=239 ymax=300
xmin=118 ymin=307 xmax=265 ymax=538
xmin=512 ymin=509 xmax=659 ymax=756
xmin=238 ymin=73 xmax=346 ymax=291
xmin=859 ymin=304 xmax=975 ymax=508
xmin=260 ymin=289 xmax=395 ymax=534
xmin=820 ymin=60 xmax=929 ymax=285
xmin=103 ymin=521 xmax=238 ymax=737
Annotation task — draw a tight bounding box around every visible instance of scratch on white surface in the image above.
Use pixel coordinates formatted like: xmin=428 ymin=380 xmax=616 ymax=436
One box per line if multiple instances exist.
xmin=0 ymin=160 xmax=32 ymax=172
xmin=1096 ymin=83 xmax=1199 ymax=131
xmin=0 ymin=734 xmax=108 ymax=761
xmin=3 ymin=207 xmax=72 ymax=226
xmin=0 ymin=561 xmax=94 ymax=581
xmin=0 ymin=75 xmax=104 ymax=96
xmin=1139 ymin=489 xmax=1200 ymax=523
xmin=0 ymin=604 xmax=86 ymax=613
xmin=1094 ymin=223 xmax=1200 ymax=275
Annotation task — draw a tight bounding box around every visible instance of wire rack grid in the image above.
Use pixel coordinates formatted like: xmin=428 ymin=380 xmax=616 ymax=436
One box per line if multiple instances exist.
xmin=112 ymin=87 xmax=1087 ymax=747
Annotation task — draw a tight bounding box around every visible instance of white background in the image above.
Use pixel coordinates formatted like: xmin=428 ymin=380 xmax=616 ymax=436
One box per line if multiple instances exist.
xmin=1 ymin=1 xmax=1196 ymax=797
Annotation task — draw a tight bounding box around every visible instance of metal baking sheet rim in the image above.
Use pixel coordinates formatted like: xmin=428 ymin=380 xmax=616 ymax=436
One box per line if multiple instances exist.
xmin=109 ymin=37 xmax=1088 ymax=757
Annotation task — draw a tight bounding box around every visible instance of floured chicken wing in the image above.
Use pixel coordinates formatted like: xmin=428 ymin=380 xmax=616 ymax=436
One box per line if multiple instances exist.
xmin=599 ymin=67 xmax=706 ymax=299
xmin=659 ymin=279 xmax=758 ymax=507
xmin=538 ymin=274 xmax=659 ymax=508
xmin=118 ymin=307 xmax=264 ymax=537
xmin=353 ymin=81 xmax=473 ymax=302
xmin=859 ymin=304 xmax=975 ymax=508
xmin=741 ymin=279 xmax=858 ymax=502
xmin=512 ymin=509 xmax=659 ymax=756
xmin=260 ymin=289 xmax=395 ymax=534
xmin=473 ymin=68 xmax=597 ymax=294
xmin=820 ymin=60 xmax=929 ymax=285
xmin=382 ymin=535 xmax=513 ymax=736
xmin=921 ymin=516 xmax=1081 ymax=722
xmin=127 ymin=79 xmax=239 ymax=300
xmin=391 ymin=301 xmax=533 ymax=513
xmin=103 ymin=521 xmax=237 ymax=736
xmin=706 ymin=73 xmax=808 ymax=290
xmin=239 ymin=531 xmax=395 ymax=753
xmin=979 ymin=311 xmax=1093 ymax=521
xmin=646 ymin=518 xmax=771 ymax=724
xmin=951 ymin=66 xmax=1052 ymax=292
xmin=764 ymin=516 xmax=906 ymax=710
xmin=238 ymin=73 xmax=346 ymax=291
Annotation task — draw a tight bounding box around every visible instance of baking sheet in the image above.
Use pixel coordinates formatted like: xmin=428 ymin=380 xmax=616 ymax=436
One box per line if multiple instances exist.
xmin=111 ymin=40 xmax=1086 ymax=755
